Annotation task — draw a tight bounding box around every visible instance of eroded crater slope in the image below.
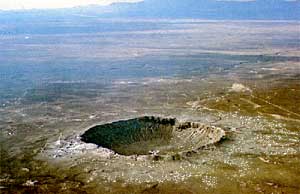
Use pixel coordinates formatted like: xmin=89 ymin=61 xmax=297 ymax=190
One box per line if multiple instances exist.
xmin=81 ymin=116 xmax=226 ymax=157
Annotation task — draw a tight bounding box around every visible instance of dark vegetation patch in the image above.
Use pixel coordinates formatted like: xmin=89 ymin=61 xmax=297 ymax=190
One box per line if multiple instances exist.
xmin=22 ymin=82 xmax=106 ymax=104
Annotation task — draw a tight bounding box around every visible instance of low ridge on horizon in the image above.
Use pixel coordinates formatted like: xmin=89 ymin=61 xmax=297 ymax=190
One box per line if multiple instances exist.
xmin=1 ymin=0 xmax=299 ymax=20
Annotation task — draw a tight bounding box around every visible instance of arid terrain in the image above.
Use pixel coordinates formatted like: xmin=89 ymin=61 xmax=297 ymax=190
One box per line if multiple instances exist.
xmin=0 ymin=20 xmax=299 ymax=193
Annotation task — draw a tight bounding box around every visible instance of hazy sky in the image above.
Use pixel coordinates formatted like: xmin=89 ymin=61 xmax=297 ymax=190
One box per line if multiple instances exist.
xmin=0 ymin=0 xmax=143 ymax=10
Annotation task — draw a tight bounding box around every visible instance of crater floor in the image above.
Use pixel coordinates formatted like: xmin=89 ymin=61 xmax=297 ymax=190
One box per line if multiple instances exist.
xmin=81 ymin=116 xmax=225 ymax=157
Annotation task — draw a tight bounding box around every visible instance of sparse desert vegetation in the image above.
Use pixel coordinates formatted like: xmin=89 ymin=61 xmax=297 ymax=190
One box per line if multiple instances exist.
xmin=0 ymin=20 xmax=299 ymax=193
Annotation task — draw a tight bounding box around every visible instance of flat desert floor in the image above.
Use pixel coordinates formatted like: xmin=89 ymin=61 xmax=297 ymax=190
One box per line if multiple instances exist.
xmin=0 ymin=20 xmax=299 ymax=193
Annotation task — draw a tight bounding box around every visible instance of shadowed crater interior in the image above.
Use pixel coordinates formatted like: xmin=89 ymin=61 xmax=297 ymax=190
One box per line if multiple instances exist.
xmin=81 ymin=116 xmax=176 ymax=156
xmin=81 ymin=116 xmax=226 ymax=157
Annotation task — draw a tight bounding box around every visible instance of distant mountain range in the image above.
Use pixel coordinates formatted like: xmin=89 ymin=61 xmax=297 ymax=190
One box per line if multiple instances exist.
xmin=1 ymin=0 xmax=300 ymax=20
xmin=107 ymin=0 xmax=300 ymax=20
